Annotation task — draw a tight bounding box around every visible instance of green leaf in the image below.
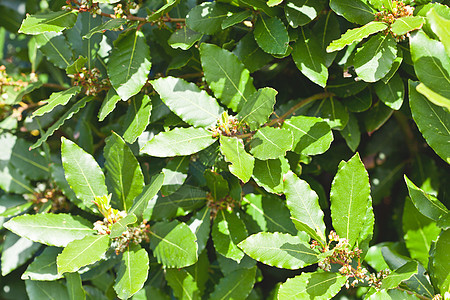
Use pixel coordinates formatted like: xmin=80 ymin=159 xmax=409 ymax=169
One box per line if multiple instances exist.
xmin=212 ymin=210 xmax=248 ymax=262
xmin=66 ymin=272 xmax=86 ymax=300
xmin=285 ymin=0 xmax=325 ymax=28
xmin=284 ymin=172 xmax=326 ymax=243
xmin=242 ymin=193 xmax=297 ymax=234
xmin=237 ymin=87 xmax=277 ymax=130
xmin=151 ymin=76 xmax=223 ymax=127
xmin=129 ymin=173 xmax=165 ymax=219
xmin=141 ymin=127 xmax=216 ymax=157
xmin=114 ymin=244 xmax=149 ymax=300
xmin=22 ymin=247 xmax=63 ymax=281
xmin=66 ymin=56 xmax=87 ymax=75
xmin=354 ymin=33 xmax=397 ymax=82
xmin=381 ymin=261 xmax=418 ymax=290
xmin=312 ymin=11 xmax=341 ymax=67
xmin=343 ymin=90 xmax=372 ymax=112
xmin=98 ymin=89 xmax=121 ymax=122
xmin=35 ymin=32 xmax=74 ymax=69
xmin=33 ymin=86 xmax=81 ymax=117
xmin=200 ymin=43 xmax=256 ymax=112
xmin=402 ymin=198 xmax=440 ymax=267
xmin=283 ymin=116 xmax=333 ymax=156
xmin=168 ymin=27 xmax=202 ymax=50
xmin=104 ymin=132 xmax=144 ymax=211
xmin=147 ymin=0 xmax=179 ymax=22
xmin=326 ymin=21 xmax=388 ymax=53
xmin=391 ymin=16 xmax=424 ymax=36
xmin=57 ymin=234 xmax=110 ymax=275
xmin=19 ymin=10 xmax=78 ymax=35
xmin=416 ymin=82 xmax=450 ymax=111
xmin=362 ymin=100 xmax=393 ymax=132
xmin=330 ymin=153 xmax=371 ymax=247
xmin=409 ymin=81 xmax=450 ymax=164
xmin=110 ymin=213 xmax=137 ymax=238
xmin=161 ymin=156 xmax=190 ymax=196
xmin=62 ymin=137 xmax=108 ymax=210
xmin=188 ymin=206 xmax=211 ymax=255
xmin=205 ymin=170 xmax=229 ymax=200
xmin=149 ymin=220 xmax=198 ymax=268
xmin=1 ymin=232 xmax=41 ymax=276
xmin=327 ymin=78 xmax=368 ymax=98
xmin=165 ymin=268 xmax=200 ymax=300
xmin=249 ymin=127 xmax=293 ymax=160
xmin=254 ymin=15 xmax=289 ymax=55
xmin=238 ymin=232 xmax=320 ymax=269
xmin=374 ymin=73 xmax=404 ymax=110
xmin=121 ymin=94 xmax=152 ymax=144
xmin=278 ymin=272 xmax=346 ymax=300
xmin=7 ymin=138 xmax=49 ymax=181
xmin=252 ymin=157 xmax=289 ymax=194
xmin=341 ymin=113 xmax=360 ymax=151
xmin=186 ymin=2 xmax=228 ymax=35
xmin=429 ymin=229 xmax=450 ymax=293
xmin=222 ymin=10 xmax=252 ymax=29
xmin=308 ymin=97 xmax=349 ymax=130
xmin=233 ymin=33 xmax=273 ymax=73
xmin=107 ymin=30 xmax=151 ymax=101
xmin=404 ymin=175 xmax=448 ymax=221
xmin=210 ymin=266 xmax=257 ymax=300
xmin=292 ymin=27 xmax=328 ymax=87
xmin=410 ymin=30 xmax=450 ymax=99
xmin=329 ymin=0 xmax=375 ymax=25
xmin=4 ymin=213 xmax=94 ymax=247
xmin=25 ymin=280 xmax=69 ymax=300
xmin=427 ymin=7 xmax=450 ymax=56
xmin=30 ymin=96 xmax=93 ymax=150
xmin=83 ymin=18 xmax=126 ymax=39
xmin=219 ymin=136 xmax=254 ymax=183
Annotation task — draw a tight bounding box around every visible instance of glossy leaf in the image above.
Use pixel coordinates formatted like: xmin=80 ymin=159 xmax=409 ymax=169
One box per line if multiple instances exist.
xmin=205 ymin=170 xmax=229 ymax=200
xmin=121 ymin=94 xmax=152 ymax=144
xmin=186 ymin=2 xmax=227 ymax=35
xmin=141 ymin=127 xmax=216 ymax=157
xmin=110 ymin=213 xmax=137 ymax=238
xmin=285 ymin=0 xmax=325 ymax=28
xmin=429 ymin=229 xmax=450 ymax=293
xmin=33 ymin=86 xmax=81 ymax=117
xmin=284 ymin=172 xmax=326 ymax=243
xmin=165 ymin=268 xmax=200 ymax=300
xmin=416 ymin=82 xmax=450 ymax=111
xmin=409 ymin=81 xmax=450 ymax=164
xmin=404 ymin=175 xmax=448 ymax=221
xmin=4 ymin=213 xmax=94 ymax=247
xmin=35 ymin=32 xmax=74 ymax=69
xmin=292 ymin=27 xmax=328 ymax=87
xmin=114 ymin=244 xmax=149 ymax=300
xmin=237 ymin=87 xmax=277 ymax=130
xmin=31 ymin=96 xmax=93 ymax=150
xmin=107 ymin=30 xmax=151 ymax=101
xmin=238 ymin=232 xmax=320 ymax=269
xmin=22 ymin=247 xmax=63 ymax=281
xmin=200 ymin=43 xmax=256 ymax=112
xmin=149 ymin=220 xmax=198 ymax=268
xmin=283 ymin=116 xmax=333 ymax=156
xmin=57 ymin=234 xmax=110 ymax=274
xmin=168 ymin=26 xmax=202 ymax=51
xmin=329 ymin=0 xmax=375 ymax=25
xmin=249 ymin=127 xmax=293 ymax=160
xmin=374 ymin=73 xmax=404 ymax=110
xmin=19 ymin=10 xmax=78 ymax=35
xmin=330 ymin=153 xmax=370 ymax=247
xmin=188 ymin=206 xmax=211 ymax=255
xmin=341 ymin=113 xmax=360 ymax=151
xmin=327 ymin=22 xmax=387 ymax=53
xmin=308 ymin=97 xmax=349 ymax=130
xmin=233 ymin=33 xmax=273 ymax=73
xmin=252 ymin=157 xmax=289 ymax=194
xmin=354 ymin=33 xmax=397 ymax=82
xmin=129 ymin=173 xmax=165 ymax=218
xmin=83 ymin=18 xmax=126 ymax=39
xmin=380 ymin=261 xmax=418 ymax=290
xmin=254 ymin=15 xmax=289 ymax=55
xmin=391 ymin=16 xmax=424 ymax=36
xmin=428 ymin=7 xmax=450 ymax=56
xmin=25 ymin=280 xmax=69 ymax=300
xmin=212 ymin=210 xmax=247 ymax=262
xmin=151 ymin=76 xmax=223 ymax=127
xmin=278 ymin=272 xmax=346 ymax=300
xmin=410 ymin=30 xmax=450 ymax=99
xmin=1 ymin=232 xmax=41 ymax=276
xmin=98 ymin=89 xmax=121 ymax=122
xmin=62 ymin=137 xmax=108 ymax=210
xmin=219 ymin=136 xmax=254 ymax=183
xmin=210 ymin=266 xmax=257 ymax=300
xmin=104 ymin=132 xmax=144 ymax=211
xmin=66 ymin=272 xmax=86 ymax=300
xmin=161 ymin=156 xmax=190 ymax=196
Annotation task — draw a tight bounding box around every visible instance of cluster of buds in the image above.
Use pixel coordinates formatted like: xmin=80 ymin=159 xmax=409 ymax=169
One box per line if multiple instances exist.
xmin=315 ymin=231 xmax=390 ymax=290
xmin=113 ymin=3 xmax=125 ymax=19
xmin=374 ymin=1 xmax=415 ymax=41
xmin=63 ymin=0 xmax=101 ymax=16
xmin=70 ymin=67 xmax=109 ymax=95
xmin=211 ymin=111 xmax=248 ymax=138
xmin=112 ymin=220 xmax=151 ymax=254
xmin=0 ymin=65 xmax=30 ymax=102
xmin=207 ymin=194 xmax=237 ymax=219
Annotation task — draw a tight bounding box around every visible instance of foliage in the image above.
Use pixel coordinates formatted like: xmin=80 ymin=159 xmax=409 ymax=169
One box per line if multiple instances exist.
xmin=0 ymin=0 xmax=449 ymax=299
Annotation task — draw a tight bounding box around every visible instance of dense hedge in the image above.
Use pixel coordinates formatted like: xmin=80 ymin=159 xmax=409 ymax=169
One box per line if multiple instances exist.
xmin=0 ymin=0 xmax=449 ymax=299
